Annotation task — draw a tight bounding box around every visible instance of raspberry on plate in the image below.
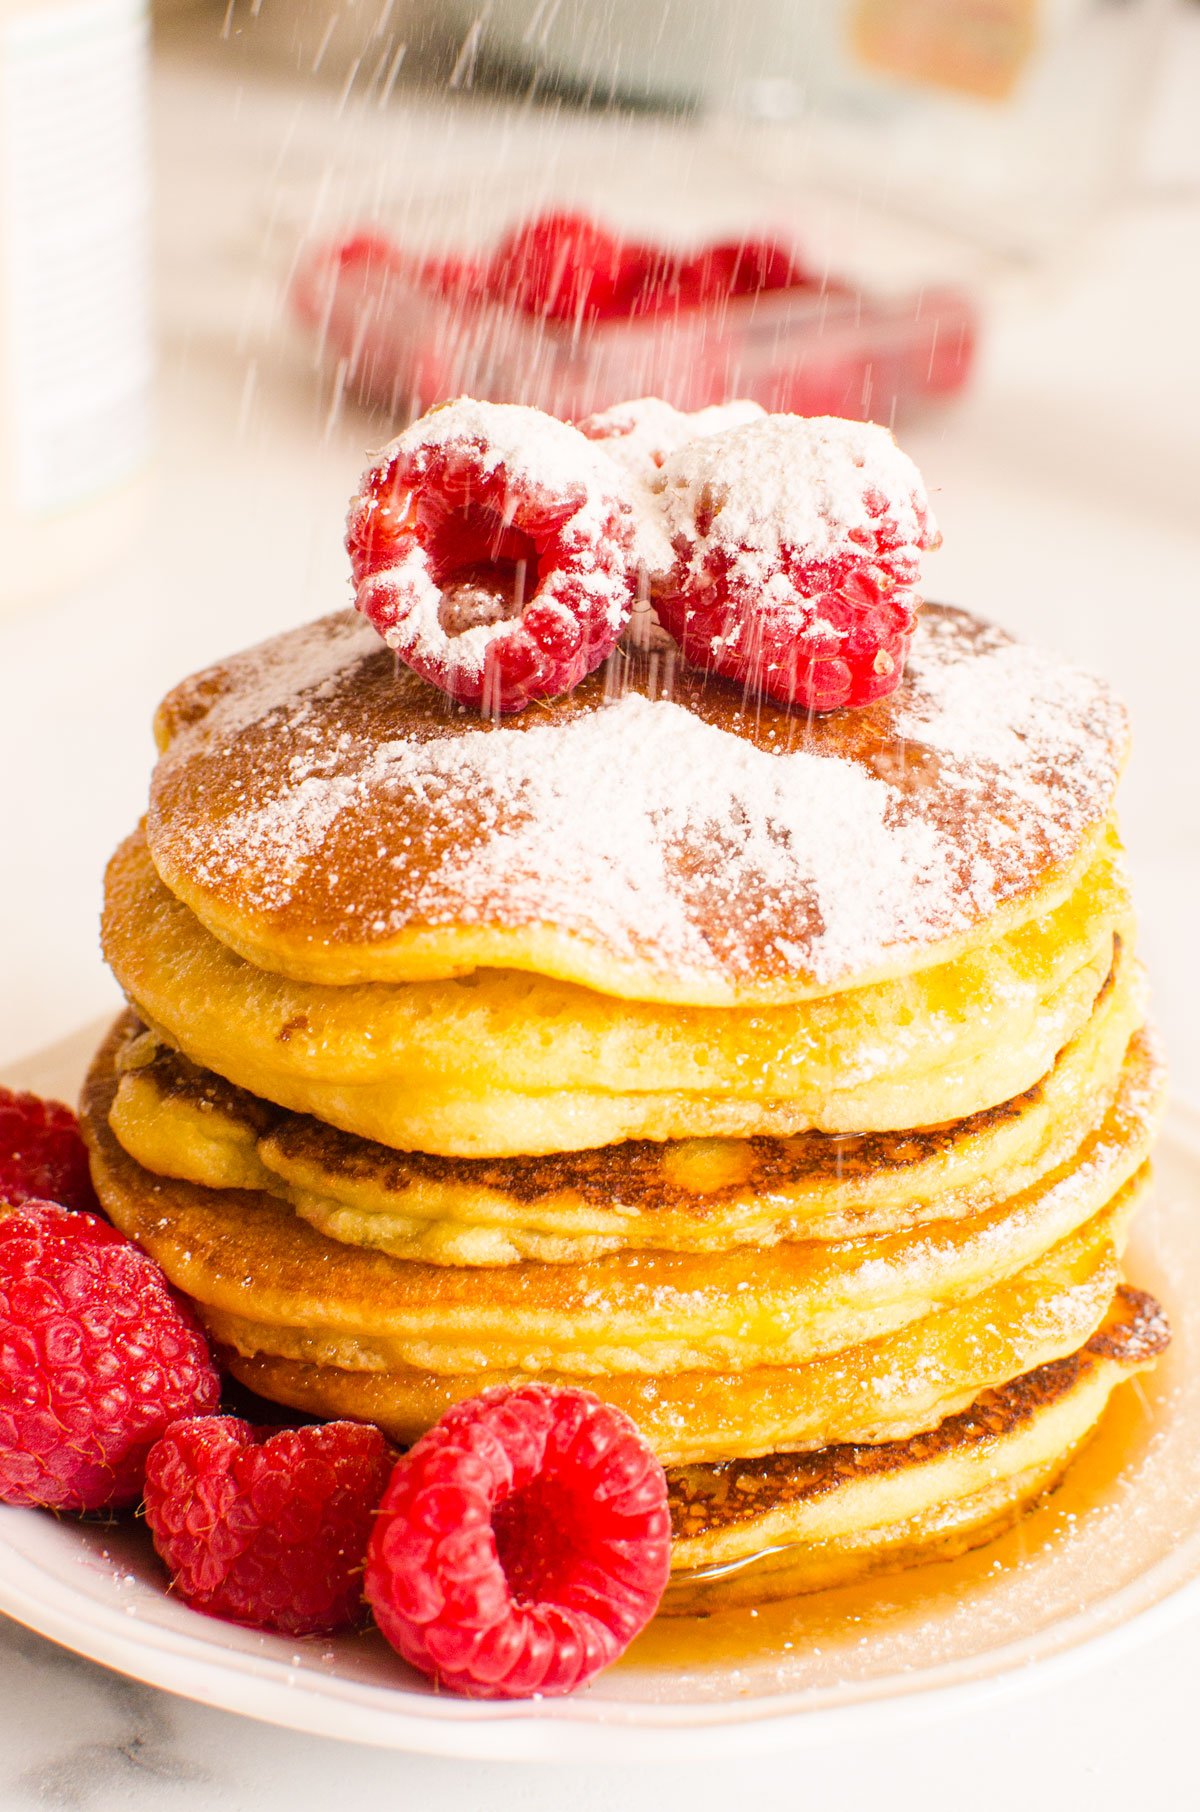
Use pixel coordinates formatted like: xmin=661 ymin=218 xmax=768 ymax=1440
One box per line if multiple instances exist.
xmin=365 ymin=1384 xmax=671 ymax=1699
xmin=651 ymin=413 xmax=940 ymax=712
xmin=348 ymin=397 xmax=638 ymax=713
xmin=0 ymin=1086 xmax=101 ymax=1215
xmin=144 ymin=1416 xmax=396 ymax=1637
xmin=0 ymin=1202 xmax=220 ymax=1511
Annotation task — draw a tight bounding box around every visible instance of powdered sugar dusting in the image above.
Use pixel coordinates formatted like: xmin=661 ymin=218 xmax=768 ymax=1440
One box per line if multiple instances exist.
xmin=893 ymin=614 xmax=1120 ymax=773
xmin=206 ymin=695 xmax=952 ymax=982
xmin=578 ymin=397 xmax=766 ymax=482
xmin=579 ymin=397 xmax=766 ymax=579
xmin=148 ymin=606 xmax=1128 ymax=997
xmin=653 ymin=415 xmax=938 ymax=590
xmin=365 ymin=396 xmax=626 ymax=510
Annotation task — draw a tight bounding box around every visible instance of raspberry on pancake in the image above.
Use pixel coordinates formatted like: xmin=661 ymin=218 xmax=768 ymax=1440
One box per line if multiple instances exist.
xmin=348 ymin=398 xmax=637 ymax=713
xmin=651 ymin=414 xmax=940 ymax=710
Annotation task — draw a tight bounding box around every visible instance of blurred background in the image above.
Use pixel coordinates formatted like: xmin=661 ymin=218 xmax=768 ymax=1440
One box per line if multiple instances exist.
xmin=0 ymin=0 xmax=1197 ymax=1084
xmin=0 ymin=6 xmax=1199 ymax=1803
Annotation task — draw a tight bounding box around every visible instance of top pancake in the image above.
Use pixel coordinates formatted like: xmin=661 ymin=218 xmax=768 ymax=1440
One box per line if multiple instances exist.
xmin=146 ymin=604 xmax=1127 ymax=1005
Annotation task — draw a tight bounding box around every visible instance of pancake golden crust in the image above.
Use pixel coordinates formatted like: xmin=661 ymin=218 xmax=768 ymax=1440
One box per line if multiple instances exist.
xmin=81 ymin=1015 xmax=1164 ymax=1378
xmin=211 ymin=1198 xmax=1131 ymax=1462
xmin=667 ymin=1285 xmax=1168 ymax=1539
xmin=102 ymin=825 xmax=1130 ymax=1155
xmin=144 ymin=605 xmax=1128 ymax=1005
xmin=106 ymin=948 xmax=1141 ymax=1264
xmin=662 ymin=1284 xmax=1168 ymax=1609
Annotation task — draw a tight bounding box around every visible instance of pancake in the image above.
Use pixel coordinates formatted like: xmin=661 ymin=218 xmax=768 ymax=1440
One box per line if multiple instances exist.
xmin=144 ymin=605 xmax=1128 ymax=1006
xmin=663 ymin=1285 xmax=1169 ymax=1610
xmin=81 ymin=1016 xmax=1164 ymax=1379
xmin=214 ymin=1197 xmax=1131 ymax=1462
xmin=106 ymin=951 xmax=1141 ymax=1265
xmin=102 ymin=825 xmax=1130 ymax=1155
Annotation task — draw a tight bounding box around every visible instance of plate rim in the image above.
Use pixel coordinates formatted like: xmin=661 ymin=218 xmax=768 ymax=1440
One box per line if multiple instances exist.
xmin=3 ymin=1504 xmax=1200 ymax=1762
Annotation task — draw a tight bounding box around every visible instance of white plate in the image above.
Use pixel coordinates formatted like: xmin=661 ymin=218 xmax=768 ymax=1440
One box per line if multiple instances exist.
xmin=2 ymin=1024 xmax=1200 ymax=1762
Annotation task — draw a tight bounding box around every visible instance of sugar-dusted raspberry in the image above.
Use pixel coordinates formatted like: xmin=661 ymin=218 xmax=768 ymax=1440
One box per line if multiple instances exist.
xmin=578 ymin=396 xmax=766 ymax=480
xmin=365 ymin=1384 xmax=671 ymax=1699
xmin=651 ymin=414 xmax=940 ymax=712
xmin=488 ymin=211 xmax=626 ymax=323
xmin=0 ymin=1203 xmax=220 ymax=1511
xmin=578 ymin=398 xmax=768 ymax=592
xmin=144 ymin=1416 xmax=396 ymax=1637
xmin=349 ymin=398 xmax=638 ymax=713
xmin=0 ymin=1086 xmax=100 ymax=1215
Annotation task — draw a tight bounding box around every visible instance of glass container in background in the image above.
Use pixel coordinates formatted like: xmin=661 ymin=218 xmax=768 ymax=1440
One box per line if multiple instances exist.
xmin=225 ymin=0 xmax=1165 ymax=432
xmin=0 ymin=0 xmax=151 ymax=611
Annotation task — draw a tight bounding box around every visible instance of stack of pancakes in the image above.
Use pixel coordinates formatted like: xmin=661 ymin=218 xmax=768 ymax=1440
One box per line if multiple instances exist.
xmin=84 ymin=602 xmax=1168 ymax=1613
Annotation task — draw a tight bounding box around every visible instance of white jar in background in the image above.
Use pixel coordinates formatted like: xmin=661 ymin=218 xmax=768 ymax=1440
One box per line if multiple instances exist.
xmin=0 ymin=0 xmax=151 ymax=611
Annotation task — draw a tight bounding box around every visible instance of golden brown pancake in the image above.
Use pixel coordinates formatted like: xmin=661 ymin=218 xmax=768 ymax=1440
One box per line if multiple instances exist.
xmin=663 ymin=1285 xmax=1169 ymax=1609
xmin=81 ymin=1016 xmax=1163 ymax=1380
xmin=102 ymin=825 xmax=1129 ymax=1155
xmin=105 ymin=951 xmax=1140 ymax=1265
xmin=144 ymin=605 xmax=1128 ymax=1005
xmin=213 ymin=1197 xmax=1132 ymax=1463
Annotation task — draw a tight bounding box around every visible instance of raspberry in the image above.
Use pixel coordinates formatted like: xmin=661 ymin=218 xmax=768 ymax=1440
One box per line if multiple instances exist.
xmin=333 ymin=232 xmax=398 ymax=275
xmin=349 ymin=398 xmax=637 ymax=713
xmin=488 ymin=211 xmax=626 ymax=323
xmin=0 ymin=1086 xmax=101 ymax=1215
xmin=144 ymin=1417 xmax=396 ymax=1637
xmin=0 ymin=1203 xmax=220 ymax=1511
xmin=578 ymin=396 xmax=766 ymax=479
xmin=336 ymin=234 xmax=487 ymax=301
xmin=365 ymin=1385 xmax=670 ymax=1699
xmin=421 ymin=253 xmax=489 ymax=302
xmin=604 ymin=244 xmax=695 ymax=319
xmin=652 ymin=414 xmax=940 ymax=712
xmin=680 ymin=237 xmax=811 ymax=306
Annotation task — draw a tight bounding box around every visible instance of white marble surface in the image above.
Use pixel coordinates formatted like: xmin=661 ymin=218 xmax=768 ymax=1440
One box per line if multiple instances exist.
xmin=1 ymin=10 xmax=1199 ymax=1806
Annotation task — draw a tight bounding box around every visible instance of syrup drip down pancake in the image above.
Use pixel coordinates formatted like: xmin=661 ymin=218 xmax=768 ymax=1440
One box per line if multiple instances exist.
xmin=662 ymin=1287 xmax=1169 ymax=1611
xmin=80 ymin=1030 xmax=1167 ymax=1608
